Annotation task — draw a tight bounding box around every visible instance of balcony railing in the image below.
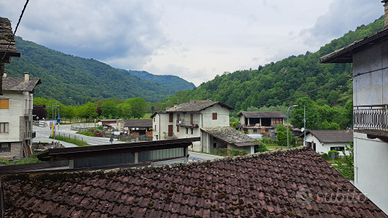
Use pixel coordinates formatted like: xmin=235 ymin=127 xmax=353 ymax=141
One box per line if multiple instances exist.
xmin=353 ymin=105 xmax=388 ymax=131
xmin=24 ymin=109 xmax=33 ymax=116
xmin=176 ymin=120 xmax=199 ymax=128
xmin=25 ymin=131 xmax=36 ymax=139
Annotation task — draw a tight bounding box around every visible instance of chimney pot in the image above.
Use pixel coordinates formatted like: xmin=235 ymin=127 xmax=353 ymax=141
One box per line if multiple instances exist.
xmin=174 ymin=103 xmax=177 ymax=107
xmin=24 ymin=72 xmax=30 ymax=82
xmin=3 ymin=72 xmax=7 ymax=77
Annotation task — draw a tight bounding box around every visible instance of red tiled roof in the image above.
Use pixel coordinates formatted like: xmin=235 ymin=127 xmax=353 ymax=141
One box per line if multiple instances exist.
xmin=2 ymin=147 xmax=387 ymax=218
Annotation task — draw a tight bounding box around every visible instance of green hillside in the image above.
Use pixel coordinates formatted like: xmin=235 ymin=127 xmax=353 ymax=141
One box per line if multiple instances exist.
xmin=122 ymin=70 xmax=196 ymax=91
xmin=159 ymin=17 xmax=385 ymax=110
xmin=4 ymin=37 xmax=186 ymax=104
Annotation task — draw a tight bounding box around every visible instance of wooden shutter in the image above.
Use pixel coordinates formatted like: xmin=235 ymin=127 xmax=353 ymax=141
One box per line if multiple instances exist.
xmin=190 ymin=114 xmax=193 ymax=124
xmin=212 ymin=113 xmax=217 ymax=120
xmin=169 ymin=113 xmax=173 ymax=122
xmin=168 ymin=125 xmax=173 ymax=136
xmin=0 ymin=99 xmax=9 ymax=109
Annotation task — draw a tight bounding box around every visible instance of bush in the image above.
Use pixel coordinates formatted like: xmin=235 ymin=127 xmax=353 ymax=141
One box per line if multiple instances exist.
xmin=77 ymin=131 xmax=94 ymax=137
xmin=0 ymin=158 xmax=9 ymax=165
xmin=320 ymin=153 xmax=331 ymax=161
xmin=212 ymin=148 xmax=248 ymax=157
xmin=328 ymin=150 xmax=340 ymax=159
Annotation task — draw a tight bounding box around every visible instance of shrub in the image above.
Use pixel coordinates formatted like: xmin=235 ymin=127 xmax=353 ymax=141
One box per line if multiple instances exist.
xmin=320 ymin=153 xmax=331 ymax=161
xmin=328 ymin=150 xmax=340 ymax=159
xmin=0 ymin=158 xmax=9 ymax=165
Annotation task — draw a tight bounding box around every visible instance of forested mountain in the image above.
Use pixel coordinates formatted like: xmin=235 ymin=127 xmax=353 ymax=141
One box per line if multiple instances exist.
xmin=121 ymin=69 xmax=196 ymax=91
xmin=4 ymin=37 xmax=191 ymax=104
xmin=159 ymin=17 xmax=385 ymax=110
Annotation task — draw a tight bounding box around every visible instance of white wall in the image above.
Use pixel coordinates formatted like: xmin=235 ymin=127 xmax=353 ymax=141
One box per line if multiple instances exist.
xmin=354 ymin=133 xmax=388 ymax=214
xmin=352 ymin=41 xmax=388 ymax=214
xmin=0 ymin=91 xmax=31 ymax=143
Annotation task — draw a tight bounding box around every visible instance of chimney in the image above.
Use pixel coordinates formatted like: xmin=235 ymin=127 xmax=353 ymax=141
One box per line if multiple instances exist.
xmin=174 ymin=103 xmax=177 ymax=107
xmin=383 ymin=0 xmax=388 ymax=27
xmin=2 ymin=72 xmax=6 ymax=77
xmin=24 ymin=72 xmax=29 ymax=82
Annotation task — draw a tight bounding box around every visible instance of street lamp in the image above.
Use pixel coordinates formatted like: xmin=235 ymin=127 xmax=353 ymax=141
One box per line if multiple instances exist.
xmin=287 ymin=105 xmax=298 ymax=150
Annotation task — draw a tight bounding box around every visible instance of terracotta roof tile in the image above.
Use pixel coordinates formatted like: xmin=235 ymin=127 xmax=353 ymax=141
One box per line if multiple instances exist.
xmin=2 ymin=147 xmax=387 ymax=217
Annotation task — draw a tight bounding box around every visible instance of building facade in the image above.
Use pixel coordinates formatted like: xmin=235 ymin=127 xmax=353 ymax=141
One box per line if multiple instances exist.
xmin=151 ymin=100 xmax=234 ymax=151
xmin=238 ymin=111 xmax=286 ymax=136
xmin=0 ymin=72 xmax=41 ymax=160
xmin=320 ymin=2 xmax=388 ymax=213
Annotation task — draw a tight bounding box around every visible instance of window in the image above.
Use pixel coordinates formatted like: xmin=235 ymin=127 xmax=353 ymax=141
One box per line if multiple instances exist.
xmin=0 ymin=99 xmax=9 ymax=109
xmin=168 ymin=125 xmax=173 ymax=137
xmin=330 ymin=147 xmax=345 ymax=152
xmin=0 ymin=123 xmax=9 ymax=133
xmin=212 ymin=113 xmax=217 ymax=120
xmin=0 ymin=143 xmax=10 ymax=152
xmin=177 ymin=125 xmax=180 ymax=132
xmin=169 ymin=113 xmax=173 ymax=122
xmin=154 ymin=118 xmax=155 ymax=122
xmin=253 ymin=129 xmax=258 ymax=133
xmin=154 ymin=125 xmax=156 ymax=131
xmin=191 ymin=129 xmax=193 ymax=135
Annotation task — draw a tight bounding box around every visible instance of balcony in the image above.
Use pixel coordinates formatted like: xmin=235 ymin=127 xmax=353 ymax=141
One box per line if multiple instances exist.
xmin=176 ymin=120 xmax=199 ymax=128
xmin=25 ymin=131 xmax=36 ymax=139
xmin=353 ymin=104 xmax=388 ymax=142
xmin=24 ymin=109 xmax=33 ymax=116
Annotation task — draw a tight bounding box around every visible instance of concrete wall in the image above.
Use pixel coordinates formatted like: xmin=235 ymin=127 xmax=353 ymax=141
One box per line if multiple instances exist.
xmin=228 ymin=144 xmax=254 ymax=155
xmin=352 ymin=41 xmax=388 ymax=214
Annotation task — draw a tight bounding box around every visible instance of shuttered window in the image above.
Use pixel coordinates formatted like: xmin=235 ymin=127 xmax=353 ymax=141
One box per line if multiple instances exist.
xmin=0 ymin=99 xmax=9 ymax=109
xmin=212 ymin=113 xmax=217 ymax=120
xmin=169 ymin=113 xmax=173 ymax=122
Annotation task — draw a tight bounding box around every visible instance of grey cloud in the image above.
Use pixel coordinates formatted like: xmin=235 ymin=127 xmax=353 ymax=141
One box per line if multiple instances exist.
xmin=300 ymin=0 xmax=382 ymax=47
xmin=3 ymin=1 xmax=168 ymax=69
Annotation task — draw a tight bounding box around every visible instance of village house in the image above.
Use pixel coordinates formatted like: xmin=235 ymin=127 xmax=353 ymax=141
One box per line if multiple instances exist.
xmin=303 ymin=130 xmax=353 ymax=155
xmin=238 ymin=111 xmax=286 ymax=136
xmin=319 ymin=1 xmax=388 ymax=213
xmin=151 ymin=100 xmax=234 ymax=151
xmin=201 ymin=126 xmax=256 ymax=154
xmin=1 ymin=147 xmax=387 ymax=217
xmin=124 ymin=119 xmax=153 ymax=137
xmin=0 ymin=17 xmax=41 ymax=161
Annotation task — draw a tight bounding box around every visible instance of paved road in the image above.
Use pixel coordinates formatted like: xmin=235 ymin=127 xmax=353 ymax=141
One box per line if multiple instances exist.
xmin=33 ymin=124 xmax=123 ymax=146
xmin=33 ymin=124 xmax=223 ymax=161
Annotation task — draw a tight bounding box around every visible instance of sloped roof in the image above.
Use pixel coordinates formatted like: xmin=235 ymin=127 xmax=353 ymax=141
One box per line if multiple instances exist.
xmin=307 ymin=130 xmax=353 ymax=143
xmin=2 ymin=77 xmax=41 ymax=92
xmin=319 ymin=26 xmax=388 ymax=63
xmin=0 ymin=17 xmax=20 ymax=62
xmin=2 ymin=147 xmax=386 ymax=217
xmin=238 ymin=111 xmax=286 ymax=118
xmin=98 ymin=119 xmax=116 ymax=122
xmin=167 ymin=100 xmax=234 ymax=113
xmin=201 ymin=126 xmax=256 ymax=147
xmin=125 ymin=119 xmax=152 ymax=128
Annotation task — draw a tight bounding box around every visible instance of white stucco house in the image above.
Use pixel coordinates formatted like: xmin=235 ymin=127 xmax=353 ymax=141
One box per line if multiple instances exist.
xmin=151 ymin=100 xmax=234 ymax=151
xmin=201 ymin=126 xmax=256 ymax=154
xmin=320 ymin=1 xmax=388 ymax=213
xmin=0 ymin=72 xmax=41 ymax=160
xmin=238 ymin=111 xmax=286 ymax=137
xmin=304 ymin=130 xmax=353 ymax=155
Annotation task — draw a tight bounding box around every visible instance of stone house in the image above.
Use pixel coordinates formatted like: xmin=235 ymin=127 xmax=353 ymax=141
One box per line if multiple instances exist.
xmin=238 ymin=111 xmax=286 ymax=136
xmin=320 ymin=1 xmax=388 ymax=213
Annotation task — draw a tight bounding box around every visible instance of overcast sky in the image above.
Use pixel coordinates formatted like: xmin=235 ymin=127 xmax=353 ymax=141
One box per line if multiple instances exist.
xmin=0 ymin=1 xmax=384 ymax=86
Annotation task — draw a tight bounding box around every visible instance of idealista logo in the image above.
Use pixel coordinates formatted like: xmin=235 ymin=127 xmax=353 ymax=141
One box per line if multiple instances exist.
xmin=296 ymin=188 xmax=368 ymax=205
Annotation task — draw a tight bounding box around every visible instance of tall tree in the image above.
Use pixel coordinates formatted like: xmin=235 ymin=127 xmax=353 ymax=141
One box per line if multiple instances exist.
xmin=101 ymin=100 xmax=118 ymax=118
xmin=126 ymin=97 xmax=147 ymax=119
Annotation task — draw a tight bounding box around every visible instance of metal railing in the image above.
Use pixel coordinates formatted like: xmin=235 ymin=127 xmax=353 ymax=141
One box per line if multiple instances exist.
xmin=176 ymin=120 xmax=199 ymax=128
xmin=353 ymin=104 xmax=388 ymax=131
